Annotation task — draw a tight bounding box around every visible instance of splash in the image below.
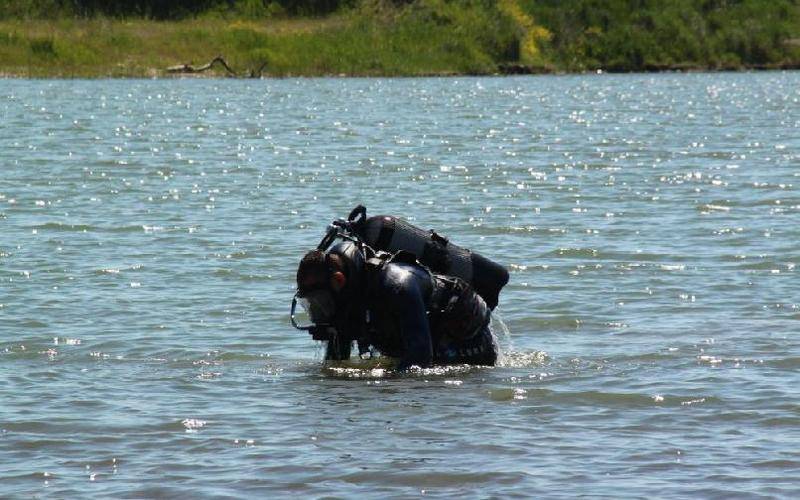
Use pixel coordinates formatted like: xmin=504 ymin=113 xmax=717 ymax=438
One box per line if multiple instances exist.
xmin=322 ymin=357 xmax=397 ymax=379
xmin=491 ymin=312 xmax=550 ymax=368
xmin=490 ymin=312 xmax=513 ymax=353
xmin=181 ymin=418 xmax=207 ymax=433
xmin=314 ymin=313 xmax=547 ymax=377
xmin=321 ymin=357 xmax=486 ymax=379
xmin=497 ymin=350 xmax=549 ymax=368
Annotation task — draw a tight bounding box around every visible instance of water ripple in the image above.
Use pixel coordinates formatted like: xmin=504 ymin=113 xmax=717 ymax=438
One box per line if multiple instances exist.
xmin=2 ymin=73 xmax=799 ymax=497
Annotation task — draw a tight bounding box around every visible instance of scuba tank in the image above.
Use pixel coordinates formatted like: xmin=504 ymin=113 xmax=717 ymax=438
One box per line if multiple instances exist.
xmin=343 ymin=205 xmax=508 ymax=310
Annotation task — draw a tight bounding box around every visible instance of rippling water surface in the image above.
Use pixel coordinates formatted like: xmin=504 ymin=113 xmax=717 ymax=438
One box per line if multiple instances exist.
xmin=1 ymin=73 xmax=799 ymax=497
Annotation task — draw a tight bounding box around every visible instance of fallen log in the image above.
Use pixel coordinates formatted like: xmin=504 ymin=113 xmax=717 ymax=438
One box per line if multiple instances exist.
xmin=166 ymin=56 xmax=238 ymax=76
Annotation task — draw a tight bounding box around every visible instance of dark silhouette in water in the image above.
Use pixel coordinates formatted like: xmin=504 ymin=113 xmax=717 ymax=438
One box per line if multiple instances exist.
xmin=292 ymin=207 xmax=509 ymax=370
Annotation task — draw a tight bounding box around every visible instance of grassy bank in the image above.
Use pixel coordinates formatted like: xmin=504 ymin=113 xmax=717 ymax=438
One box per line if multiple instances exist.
xmin=0 ymin=0 xmax=799 ymax=78
xmin=0 ymin=1 xmax=520 ymax=77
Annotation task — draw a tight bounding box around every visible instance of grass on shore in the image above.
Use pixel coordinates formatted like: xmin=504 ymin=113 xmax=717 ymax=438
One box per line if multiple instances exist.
xmin=1 ymin=0 xmax=799 ymax=78
xmin=0 ymin=1 xmax=519 ymax=78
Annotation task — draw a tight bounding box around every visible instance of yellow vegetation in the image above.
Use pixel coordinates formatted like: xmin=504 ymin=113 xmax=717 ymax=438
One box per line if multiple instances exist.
xmin=497 ymin=0 xmax=551 ymax=66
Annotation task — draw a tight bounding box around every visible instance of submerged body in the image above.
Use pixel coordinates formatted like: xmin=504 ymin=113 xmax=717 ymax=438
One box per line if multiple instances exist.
xmin=294 ymin=206 xmax=508 ymax=370
xmin=296 ymin=241 xmax=498 ymax=370
xmin=325 ymin=256 xmax=497 ymax=369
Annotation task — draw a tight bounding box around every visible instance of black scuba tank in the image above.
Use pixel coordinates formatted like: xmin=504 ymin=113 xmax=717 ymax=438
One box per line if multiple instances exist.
xmin=346 ymin=205 xmax=509 ymax=310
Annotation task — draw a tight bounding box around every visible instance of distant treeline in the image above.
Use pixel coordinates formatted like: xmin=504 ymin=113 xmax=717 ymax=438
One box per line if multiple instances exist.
xmin=522 ymin=0 xmax=800 ymax=70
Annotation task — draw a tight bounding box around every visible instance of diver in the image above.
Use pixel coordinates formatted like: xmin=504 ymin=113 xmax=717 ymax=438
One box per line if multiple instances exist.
xmin=292 ymin=239 xmax=498 ymax=370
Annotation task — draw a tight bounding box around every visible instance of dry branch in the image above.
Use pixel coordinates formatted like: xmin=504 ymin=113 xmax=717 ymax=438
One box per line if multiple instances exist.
xmin=166 ymin=56 xmax=238 ymax=76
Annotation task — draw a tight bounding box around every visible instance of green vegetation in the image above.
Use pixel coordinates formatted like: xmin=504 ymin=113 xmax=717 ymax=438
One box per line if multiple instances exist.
xmin=0 ymin=0 xmax=798 ymax=77
xmin=522 ymin=0 xmax=800 ymax=71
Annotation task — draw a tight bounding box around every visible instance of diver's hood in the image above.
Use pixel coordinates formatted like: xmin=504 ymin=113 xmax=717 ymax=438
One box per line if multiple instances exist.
xmin=326 ymin=239 xmax=366 ymax=294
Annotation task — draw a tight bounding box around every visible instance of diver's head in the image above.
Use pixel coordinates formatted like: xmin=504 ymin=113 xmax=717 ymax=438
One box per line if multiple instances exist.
xmin=297 ymin=249 xmax=347 ymax=294
xmin=294 ymin=250 xmax=347 ymax=327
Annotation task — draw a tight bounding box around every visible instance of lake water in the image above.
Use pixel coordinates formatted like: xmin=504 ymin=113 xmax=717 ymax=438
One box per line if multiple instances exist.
xmin=1 ymin=73 xmax=798 ymax=497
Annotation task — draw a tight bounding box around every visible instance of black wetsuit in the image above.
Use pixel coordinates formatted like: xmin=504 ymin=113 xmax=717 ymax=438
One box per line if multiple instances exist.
xmin=326 ymin=251 xmax=497 ymax=369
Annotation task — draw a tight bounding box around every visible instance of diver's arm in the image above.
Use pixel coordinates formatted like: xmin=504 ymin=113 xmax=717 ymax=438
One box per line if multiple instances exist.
xmin=381 ymin=265 xmax=433 ymax=370
xmin=397 ymin=289 xmax=433 ymax=370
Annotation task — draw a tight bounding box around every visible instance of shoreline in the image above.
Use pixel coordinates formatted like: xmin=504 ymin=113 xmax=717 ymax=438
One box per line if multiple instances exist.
xmin=2 ymin=6 xmax=797 ymax=80
xmin=2 ymin=63 xmax=799 ymax=80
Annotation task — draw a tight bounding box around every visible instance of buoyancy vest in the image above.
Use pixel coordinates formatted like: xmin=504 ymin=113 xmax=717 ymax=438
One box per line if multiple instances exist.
xmin=428 ymin=274 xmax=491 ymax=343
xmin=363 ymin=249 xmax=490 ymax=347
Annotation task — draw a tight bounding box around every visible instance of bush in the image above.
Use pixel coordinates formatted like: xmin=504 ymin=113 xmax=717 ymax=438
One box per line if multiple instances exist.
xmin=521 ymin=0 xmax=800 ymax=70
xmin=29 ymin=37 xmax=55 ymax=57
